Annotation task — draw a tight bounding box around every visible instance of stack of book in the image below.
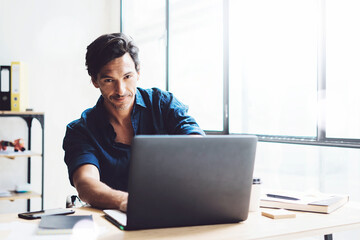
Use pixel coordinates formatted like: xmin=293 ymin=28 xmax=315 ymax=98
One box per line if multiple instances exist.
xmin=260 ymin=190 xmax=349 ymax=213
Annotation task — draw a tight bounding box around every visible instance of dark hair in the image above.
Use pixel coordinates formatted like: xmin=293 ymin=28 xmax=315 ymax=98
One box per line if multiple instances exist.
xmin=85 ymin=33 xmax=140 ymax=79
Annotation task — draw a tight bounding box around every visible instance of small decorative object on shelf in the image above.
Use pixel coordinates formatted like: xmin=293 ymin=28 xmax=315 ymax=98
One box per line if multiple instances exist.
xmin=0 ymin=138 xmax=26 ymax=152
xmin=15 ymin=183 xmax=32 ymax=193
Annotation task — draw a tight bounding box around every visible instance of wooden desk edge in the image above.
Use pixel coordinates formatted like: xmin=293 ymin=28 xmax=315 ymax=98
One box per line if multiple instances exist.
xmin=1 ymin=202 xmax=360 ymax=240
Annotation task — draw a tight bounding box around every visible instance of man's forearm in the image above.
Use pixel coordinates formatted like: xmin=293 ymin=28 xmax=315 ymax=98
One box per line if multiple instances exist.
xmin=76 ymin=177 xmax=127 ymax=210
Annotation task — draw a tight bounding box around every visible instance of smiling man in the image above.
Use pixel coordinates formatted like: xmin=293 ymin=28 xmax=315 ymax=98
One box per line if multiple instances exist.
xmin=62 ymin=33 xmax=204 ymax=212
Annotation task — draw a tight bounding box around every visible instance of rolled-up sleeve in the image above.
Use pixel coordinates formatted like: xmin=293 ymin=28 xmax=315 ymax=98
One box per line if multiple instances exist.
xmin=63 ymin=123 xmax=100 ymax=186
xmin=162 ymin=92 xmax=205 ymax=135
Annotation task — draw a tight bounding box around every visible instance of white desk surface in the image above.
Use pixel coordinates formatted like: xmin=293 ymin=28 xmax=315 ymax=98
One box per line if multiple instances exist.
xmin=1 ymin=202 xmax=360 ymax=240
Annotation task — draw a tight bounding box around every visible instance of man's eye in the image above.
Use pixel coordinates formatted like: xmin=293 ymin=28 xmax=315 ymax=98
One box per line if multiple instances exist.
xmin=124 ymin=75 xmax=132 ymax=79
xmin=104 ymin=79 xmax=113 ymax=82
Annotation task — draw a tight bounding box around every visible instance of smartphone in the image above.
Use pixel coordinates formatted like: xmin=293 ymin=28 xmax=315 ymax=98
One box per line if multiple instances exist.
xmin=18 ymin=208 xmax=75 ymax=220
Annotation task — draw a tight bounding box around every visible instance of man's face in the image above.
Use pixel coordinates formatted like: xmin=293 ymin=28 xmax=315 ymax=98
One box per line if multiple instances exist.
xmin=93 ymin=53 xmax=139 ymax=111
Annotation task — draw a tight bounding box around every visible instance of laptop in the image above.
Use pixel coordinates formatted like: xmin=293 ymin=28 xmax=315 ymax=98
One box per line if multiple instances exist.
xmin=104 ymin=135 xmax=257 ymax=230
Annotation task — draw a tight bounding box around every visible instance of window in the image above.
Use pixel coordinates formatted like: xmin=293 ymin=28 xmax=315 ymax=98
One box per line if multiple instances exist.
xmin=169 ymin=0 xmax=223 ymax=131
xmin=122 ymin=0 xmax=166 ymax=90
xmin=326 ymin=0 xmax=360 ymax=139
xmin=122 ymin=0 xmax=360 ymax=146
xmin=229 ymin=0 xmax=318 ymax=137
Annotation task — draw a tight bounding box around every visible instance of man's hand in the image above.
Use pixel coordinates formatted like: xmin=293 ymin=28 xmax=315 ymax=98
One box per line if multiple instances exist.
xmin=119 ymin=192 xmax=128 ymax=212
xmin=73 ymin=164 xmax=128 ymax=211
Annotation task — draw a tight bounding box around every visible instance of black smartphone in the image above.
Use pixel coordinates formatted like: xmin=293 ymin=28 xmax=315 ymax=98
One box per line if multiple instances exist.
xmin=18 ymin=208 xmax=75 ymax=220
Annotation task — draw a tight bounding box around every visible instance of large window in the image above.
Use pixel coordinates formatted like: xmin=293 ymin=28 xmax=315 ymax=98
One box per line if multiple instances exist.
xmin=122 ymin=0 xmax=360 ymax=146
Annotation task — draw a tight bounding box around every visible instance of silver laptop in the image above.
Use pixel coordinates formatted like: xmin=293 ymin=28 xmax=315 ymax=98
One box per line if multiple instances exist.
xmin=104 ymin=135 xmax=257 ymax=230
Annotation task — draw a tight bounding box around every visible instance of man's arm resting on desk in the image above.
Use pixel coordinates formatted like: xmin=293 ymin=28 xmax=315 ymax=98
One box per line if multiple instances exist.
xmin=72 ymin=164 xmax=128 ymax=212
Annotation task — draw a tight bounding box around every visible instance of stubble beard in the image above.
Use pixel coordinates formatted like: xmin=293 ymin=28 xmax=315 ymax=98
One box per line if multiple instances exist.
xmin=110 ymin=102 xmax=130 ymax=110
xmin=109 ymin=93 xmax=134 ymax=111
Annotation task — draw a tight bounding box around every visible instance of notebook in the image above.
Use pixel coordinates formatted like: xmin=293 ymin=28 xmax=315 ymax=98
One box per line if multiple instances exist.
xmin=37 ymin=215 xmax=94 ymax=235
xmin=104 ymin=135 xmax=258 ymax=230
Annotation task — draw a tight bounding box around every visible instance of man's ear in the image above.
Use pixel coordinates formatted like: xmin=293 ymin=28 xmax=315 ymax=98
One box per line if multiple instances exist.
xmin=92 ymin=77 xmax=100 ymax=88
xmin=137 ymin=71 xmax=140 ymax=81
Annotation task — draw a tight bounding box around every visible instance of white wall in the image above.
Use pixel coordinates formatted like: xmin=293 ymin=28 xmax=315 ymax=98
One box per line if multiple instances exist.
xmin=0 ymin=0 xmax=120 ymax=212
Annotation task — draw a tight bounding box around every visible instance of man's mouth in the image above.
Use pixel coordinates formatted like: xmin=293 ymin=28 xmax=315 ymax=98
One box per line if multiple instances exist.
xmin=111 ymin=93 xmax=132 ymax=101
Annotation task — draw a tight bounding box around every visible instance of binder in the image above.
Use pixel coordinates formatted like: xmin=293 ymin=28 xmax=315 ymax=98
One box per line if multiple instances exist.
xmin=11 ymin=62 xmax=28 ymax=112
xmin=0 ymin=65 xmax=11 ymax=111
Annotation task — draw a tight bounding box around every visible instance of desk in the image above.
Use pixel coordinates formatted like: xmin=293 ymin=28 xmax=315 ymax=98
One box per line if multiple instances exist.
xmin=1 ymin=202 xmax=360 ymax=240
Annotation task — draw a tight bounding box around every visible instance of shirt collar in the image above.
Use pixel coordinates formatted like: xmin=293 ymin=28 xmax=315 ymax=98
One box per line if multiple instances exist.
xmin=94 ymin=89 xmax=146 ymax=121
xmin=134 ymin=88 xmax=147 ymax=109
xmin=94 ymin=96 xmax=111 ymax=125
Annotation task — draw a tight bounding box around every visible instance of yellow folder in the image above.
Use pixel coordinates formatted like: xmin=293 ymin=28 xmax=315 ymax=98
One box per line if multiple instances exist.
xmin=10 ymin=62 xmax=28 ymax=112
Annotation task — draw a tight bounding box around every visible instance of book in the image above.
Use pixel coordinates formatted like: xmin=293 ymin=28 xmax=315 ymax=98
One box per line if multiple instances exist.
xmin=0 ymin=66 xmax=11 ymax=111
xmin=260 ymin=190 xmax=349 ymax=214
xmin=10 ymin=62 xmax=28 ymax=112
xmin=37 ymin=215 xmax=94 ymax=235
xmin=261 ymin=209 xmax=296 ymax=219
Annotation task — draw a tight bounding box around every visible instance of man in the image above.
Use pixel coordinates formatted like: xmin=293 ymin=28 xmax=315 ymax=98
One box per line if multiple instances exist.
xmin=63 ymin=33 xmax=204 ymax=212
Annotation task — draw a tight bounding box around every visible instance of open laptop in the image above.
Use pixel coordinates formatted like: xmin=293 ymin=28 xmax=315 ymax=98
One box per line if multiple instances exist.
xmin=104 ymin=135 xmax=257 ymax=230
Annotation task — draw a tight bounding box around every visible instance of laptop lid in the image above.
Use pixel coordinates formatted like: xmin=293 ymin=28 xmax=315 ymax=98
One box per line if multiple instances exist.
xmin=120 ymin=135 xmax=257 ymax=230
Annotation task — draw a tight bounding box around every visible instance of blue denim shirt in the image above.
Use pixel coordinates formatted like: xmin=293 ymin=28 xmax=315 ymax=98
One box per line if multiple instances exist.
xmin=63 ymin=87 xmax=204 ymax=191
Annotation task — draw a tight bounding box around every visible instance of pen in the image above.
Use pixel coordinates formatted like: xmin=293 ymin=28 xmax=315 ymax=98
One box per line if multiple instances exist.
xmin=266 ymin=194 xmax=300 ymax=201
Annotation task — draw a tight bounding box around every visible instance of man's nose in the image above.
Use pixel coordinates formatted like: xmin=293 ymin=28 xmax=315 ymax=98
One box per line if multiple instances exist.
xmin=115 ymin=80 xmax=126 ymax=95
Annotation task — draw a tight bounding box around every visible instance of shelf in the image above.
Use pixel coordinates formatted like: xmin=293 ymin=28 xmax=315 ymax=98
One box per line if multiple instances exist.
xmin=0 ymin=191 xmax=41 ymax=201
xmin=0 ymin=151 xmax=42 ymax=160
xmin=0 ymin=111 xmax=44 ymax=130
xmin=0 ymin=111 xmax=44 ymax=115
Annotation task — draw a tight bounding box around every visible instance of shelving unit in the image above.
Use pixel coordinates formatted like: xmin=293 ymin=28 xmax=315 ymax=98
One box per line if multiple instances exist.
xmin=0 ymin=111 xmax=44 ymax=211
